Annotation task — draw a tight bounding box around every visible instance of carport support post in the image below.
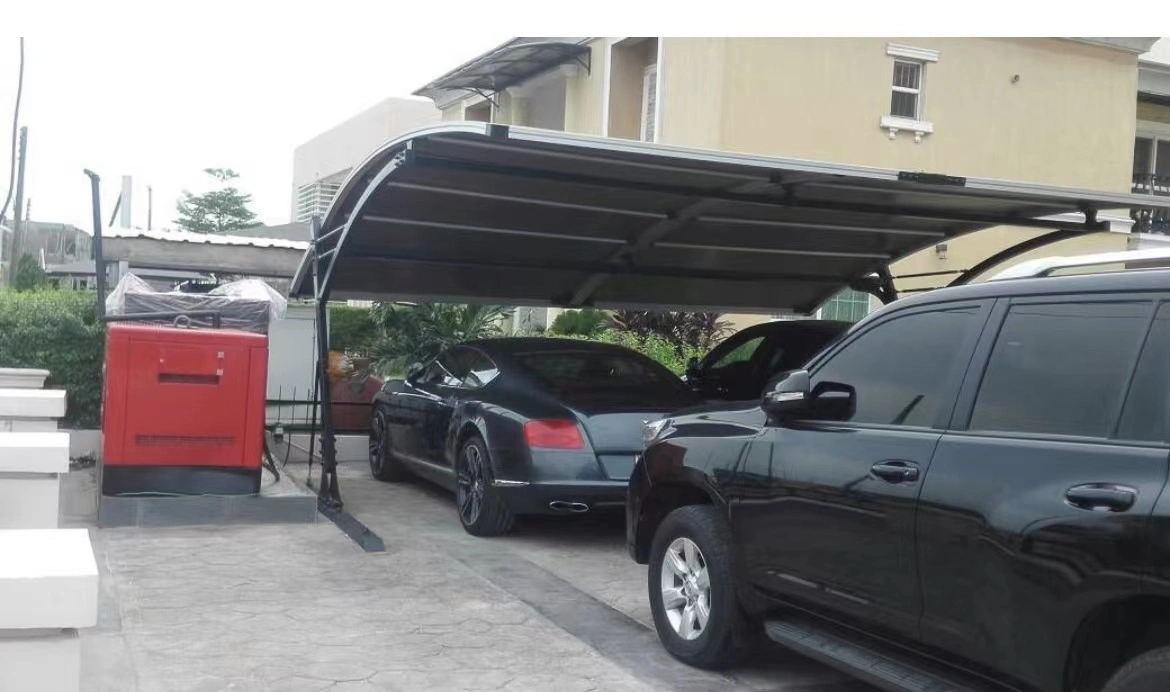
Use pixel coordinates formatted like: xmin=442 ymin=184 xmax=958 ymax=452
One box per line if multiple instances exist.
xmin=311 ymin=215 xmax=342 ymax=509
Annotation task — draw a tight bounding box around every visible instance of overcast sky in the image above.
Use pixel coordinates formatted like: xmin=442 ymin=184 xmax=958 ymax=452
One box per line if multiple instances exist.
xmin=0 ymin=29 xmax=504 ymax=231
xmin=2 ymin=15 xmax=1165 ymax=235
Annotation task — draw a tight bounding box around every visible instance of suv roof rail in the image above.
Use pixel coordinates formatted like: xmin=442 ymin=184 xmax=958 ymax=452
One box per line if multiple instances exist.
xmin=987 ymin=246 xmax=1170 ymax=281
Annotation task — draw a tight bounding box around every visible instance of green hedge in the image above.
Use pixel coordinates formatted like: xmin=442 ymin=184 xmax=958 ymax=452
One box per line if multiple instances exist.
xmin=0 ymin=290 xmax=104 ymax=428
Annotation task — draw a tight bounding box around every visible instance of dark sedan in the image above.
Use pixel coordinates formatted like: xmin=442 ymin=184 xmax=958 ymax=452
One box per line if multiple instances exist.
xmin=369 ymin=338 xmax=701 ymax=536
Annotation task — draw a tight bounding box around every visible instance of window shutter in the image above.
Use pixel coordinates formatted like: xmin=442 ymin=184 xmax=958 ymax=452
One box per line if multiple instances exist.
xmin=641 ymin=65 xmax=658 ymax=142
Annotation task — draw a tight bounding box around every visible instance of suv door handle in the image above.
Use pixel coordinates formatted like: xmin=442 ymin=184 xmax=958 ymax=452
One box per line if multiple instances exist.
xmin=1065 ymin=484 xmax=1137 ymax=512
xmin=870 ymin=460 xmax=919 ymax=483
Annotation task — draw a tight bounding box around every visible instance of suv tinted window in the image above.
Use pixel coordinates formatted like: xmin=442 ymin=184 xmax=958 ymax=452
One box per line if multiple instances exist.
xmin=811 ymin=307 xmax=980 ymax=427
xmin=1115 ymin=303 xmax=1169 ymax=442
xmin=970 ymin=301 xmax=1150 ymax=438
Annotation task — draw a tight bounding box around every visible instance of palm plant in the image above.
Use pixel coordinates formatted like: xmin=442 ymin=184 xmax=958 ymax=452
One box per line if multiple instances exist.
xmin=368 ymin=303 xmax=510 ymax=376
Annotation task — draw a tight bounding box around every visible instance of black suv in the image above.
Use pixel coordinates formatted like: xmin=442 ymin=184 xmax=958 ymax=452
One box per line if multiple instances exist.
xmin=627 ymin=268 xmax=1170 ymax=692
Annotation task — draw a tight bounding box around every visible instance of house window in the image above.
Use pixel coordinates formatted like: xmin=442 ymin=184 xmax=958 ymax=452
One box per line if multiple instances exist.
xmin=640 ymin=64 xmax=658 ymax=142
xmin=880 ymin=44 xmax=938 ymax=143
xmin=890 ymin=61 xmax=922 ymax=120
xmin=1133 ymin=135 xmax=1170 ymax=196
xmin=818 ymin=288 xmax=873 ymax=323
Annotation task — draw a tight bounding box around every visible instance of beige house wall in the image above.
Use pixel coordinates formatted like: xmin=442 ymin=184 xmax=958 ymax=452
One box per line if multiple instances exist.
xmin=564 ymin=40 xmax=608 ymax=136
xmin=662 ymin=38 xmax=1136 ymax=191
xmin=655 ymin=37 xmax=1143 ymax=304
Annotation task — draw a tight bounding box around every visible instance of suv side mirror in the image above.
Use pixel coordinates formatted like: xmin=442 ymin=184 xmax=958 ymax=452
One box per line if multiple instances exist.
xmin=762 ymin=370 xmax=811 ymax=418
xmin=685 ymin=357 xmax=701 ymax=378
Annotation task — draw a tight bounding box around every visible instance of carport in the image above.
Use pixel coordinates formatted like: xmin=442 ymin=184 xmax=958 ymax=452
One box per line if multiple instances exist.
xmin=289 ymin=122 xmax=1170 ymax=511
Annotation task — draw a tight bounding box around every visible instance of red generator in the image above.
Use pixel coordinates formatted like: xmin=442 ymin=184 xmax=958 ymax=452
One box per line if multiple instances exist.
xmin=101 ymin=323 xmax=268 ymax=496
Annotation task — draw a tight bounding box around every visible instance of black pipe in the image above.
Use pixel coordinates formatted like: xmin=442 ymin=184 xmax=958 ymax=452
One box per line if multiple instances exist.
xmin=83 ymin=170 xmax=106 ymax=319
xmin=310 ymin=215 xmax=341 ymax=509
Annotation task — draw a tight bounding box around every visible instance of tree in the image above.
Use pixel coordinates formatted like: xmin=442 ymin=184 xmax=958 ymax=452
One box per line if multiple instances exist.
xmin=13 ymin=253 xmax=46 ymax=291
xmin=368 ymin=303 xmax=511 ymax=376
xmin=174 ymin=168 xmax=258 ymax=234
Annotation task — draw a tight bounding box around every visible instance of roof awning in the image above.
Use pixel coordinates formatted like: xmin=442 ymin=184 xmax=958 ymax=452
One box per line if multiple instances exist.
xmin=290 ymin=123 xmax=1170 ymax=314
xmin=414 ymin=40 xmax=590 ymax=103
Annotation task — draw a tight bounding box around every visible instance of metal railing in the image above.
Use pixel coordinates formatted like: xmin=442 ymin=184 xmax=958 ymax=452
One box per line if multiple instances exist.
xmin=1132 ymin=172 xmax=1170 ymax=197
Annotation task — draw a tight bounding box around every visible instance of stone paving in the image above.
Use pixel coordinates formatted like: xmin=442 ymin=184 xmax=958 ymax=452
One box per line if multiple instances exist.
xmin=68 ymin=462 xmax=873 ymax=691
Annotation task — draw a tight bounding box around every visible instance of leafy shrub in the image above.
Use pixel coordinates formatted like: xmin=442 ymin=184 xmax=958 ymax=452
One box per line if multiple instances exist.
xmin=556 ymin=329 xmax=705 ymax=376
xmin=0 ymin=290 xmax=104 ymax=428
xmin=612 ymin=310 xmax=730 ymax=355
xmin=368 ymin=303 xmax=510 ymax=376
xmin=549 ymin=308 xmax=613 ymax=337
xmin=329 ymin=304 xmax=378 ymax=356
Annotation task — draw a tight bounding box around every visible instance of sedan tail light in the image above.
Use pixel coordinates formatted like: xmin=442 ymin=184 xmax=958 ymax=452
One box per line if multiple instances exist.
xmin=524 ymin=419 xmax=585 ymax=450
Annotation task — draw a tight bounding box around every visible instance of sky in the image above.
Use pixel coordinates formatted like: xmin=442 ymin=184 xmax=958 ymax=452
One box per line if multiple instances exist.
xmin=2 ymin=3 xmax=1165 ymax=234
xmin=0 ymin=25 xmax=505 ymax=231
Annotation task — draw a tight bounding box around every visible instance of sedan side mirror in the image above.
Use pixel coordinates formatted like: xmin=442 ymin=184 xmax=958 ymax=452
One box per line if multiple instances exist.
xmin=406 ymin=362 xmax=424 ymax=380
xmin=762 ymin=369 xmax=811 ymax=418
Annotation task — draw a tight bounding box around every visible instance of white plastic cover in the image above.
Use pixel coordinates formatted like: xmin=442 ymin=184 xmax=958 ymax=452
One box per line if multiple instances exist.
xmin=208 ymin=278 xmax=288 ymax=322
xmin=104 ymin=274 xmax=287 ymax=334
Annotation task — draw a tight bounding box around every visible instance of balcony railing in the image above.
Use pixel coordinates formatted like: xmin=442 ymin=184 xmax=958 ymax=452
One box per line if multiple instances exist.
xmin=1132 ymin=172 xmax=1170 ymax=196
xmin=1130 ymin=173 xmax=1170 ymax=234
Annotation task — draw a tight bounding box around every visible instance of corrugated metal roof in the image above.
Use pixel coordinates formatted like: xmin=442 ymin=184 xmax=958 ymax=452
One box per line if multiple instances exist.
xmin=104 ymin=227 xmax=309 ymax=251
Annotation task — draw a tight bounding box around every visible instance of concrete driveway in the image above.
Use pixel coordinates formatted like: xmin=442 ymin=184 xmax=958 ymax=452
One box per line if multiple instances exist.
xmin=325 ymin=460 xmax=875 ymax=692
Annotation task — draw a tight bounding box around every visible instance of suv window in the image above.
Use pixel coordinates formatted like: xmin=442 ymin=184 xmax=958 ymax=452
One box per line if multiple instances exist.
xmin=1117 ymin=304 xmax=1170 ymax=442
xmin=810 ymin=307 xmax=980 ymax=427
xmin=970 ymin=301 xmax=1150 ymax=438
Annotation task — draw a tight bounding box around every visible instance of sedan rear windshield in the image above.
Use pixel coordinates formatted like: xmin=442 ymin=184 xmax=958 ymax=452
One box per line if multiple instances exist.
xmin=513 ymin=350 xmax=691 ymax=399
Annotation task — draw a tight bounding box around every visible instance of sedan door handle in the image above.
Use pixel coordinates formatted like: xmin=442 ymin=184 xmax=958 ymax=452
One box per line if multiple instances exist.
xmin=870 ymin=460 xmax=919 ymax=483
xmin=1065 ymin=484 xmax=1137 ymax=513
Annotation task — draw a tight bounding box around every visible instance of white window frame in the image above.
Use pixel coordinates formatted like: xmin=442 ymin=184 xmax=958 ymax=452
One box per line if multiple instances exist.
xmin=890 ymin=60 xmax=923 ymax=120
xmin=880 ymin=44 xmax=938 ymax=143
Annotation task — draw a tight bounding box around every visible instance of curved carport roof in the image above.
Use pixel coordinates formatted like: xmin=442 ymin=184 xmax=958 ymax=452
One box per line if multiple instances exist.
xmin=290 ymin=123 xmax=1170 ymax=314
xmin=293 ymin=123 xmax=1170 ymax=516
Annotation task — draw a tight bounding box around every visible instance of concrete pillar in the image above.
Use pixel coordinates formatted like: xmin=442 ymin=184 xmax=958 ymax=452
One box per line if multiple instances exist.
xmin=0 ymin=370 xmax=97 ymax=692
xmin=0 ymin=529 xmax=97 ymax=692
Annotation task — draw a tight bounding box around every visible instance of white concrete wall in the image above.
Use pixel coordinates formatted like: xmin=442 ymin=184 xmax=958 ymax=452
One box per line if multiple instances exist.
xmin=267 ymin=302 xmax=318 ymax=424
xmin=290 ymin=97 xmax=441 ymax=220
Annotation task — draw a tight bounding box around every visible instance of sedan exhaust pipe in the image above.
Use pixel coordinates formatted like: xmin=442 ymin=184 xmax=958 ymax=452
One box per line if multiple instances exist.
xmin=548 ymin=501 xmax=590 ymax=514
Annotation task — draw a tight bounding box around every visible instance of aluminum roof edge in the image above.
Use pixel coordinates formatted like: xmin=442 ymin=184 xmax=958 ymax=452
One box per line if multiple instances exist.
xmin=501 ymin=125 xmax=1170 ymax=209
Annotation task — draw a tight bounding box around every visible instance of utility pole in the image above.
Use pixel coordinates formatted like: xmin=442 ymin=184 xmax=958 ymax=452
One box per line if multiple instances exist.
xmin=6 ymin=127 xmax=28 ymax=287
xmin=147 ymin=185 xmax=153 ymax=230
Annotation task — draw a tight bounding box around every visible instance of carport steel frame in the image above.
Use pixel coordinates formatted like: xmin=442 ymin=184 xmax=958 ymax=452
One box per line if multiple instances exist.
xmin=299 ymin=122 xmax=1170 ymax=509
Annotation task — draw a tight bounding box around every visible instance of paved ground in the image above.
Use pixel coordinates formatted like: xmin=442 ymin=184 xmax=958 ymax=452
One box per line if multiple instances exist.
xmin=67 ymin=461 xmax=874 ymax=691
